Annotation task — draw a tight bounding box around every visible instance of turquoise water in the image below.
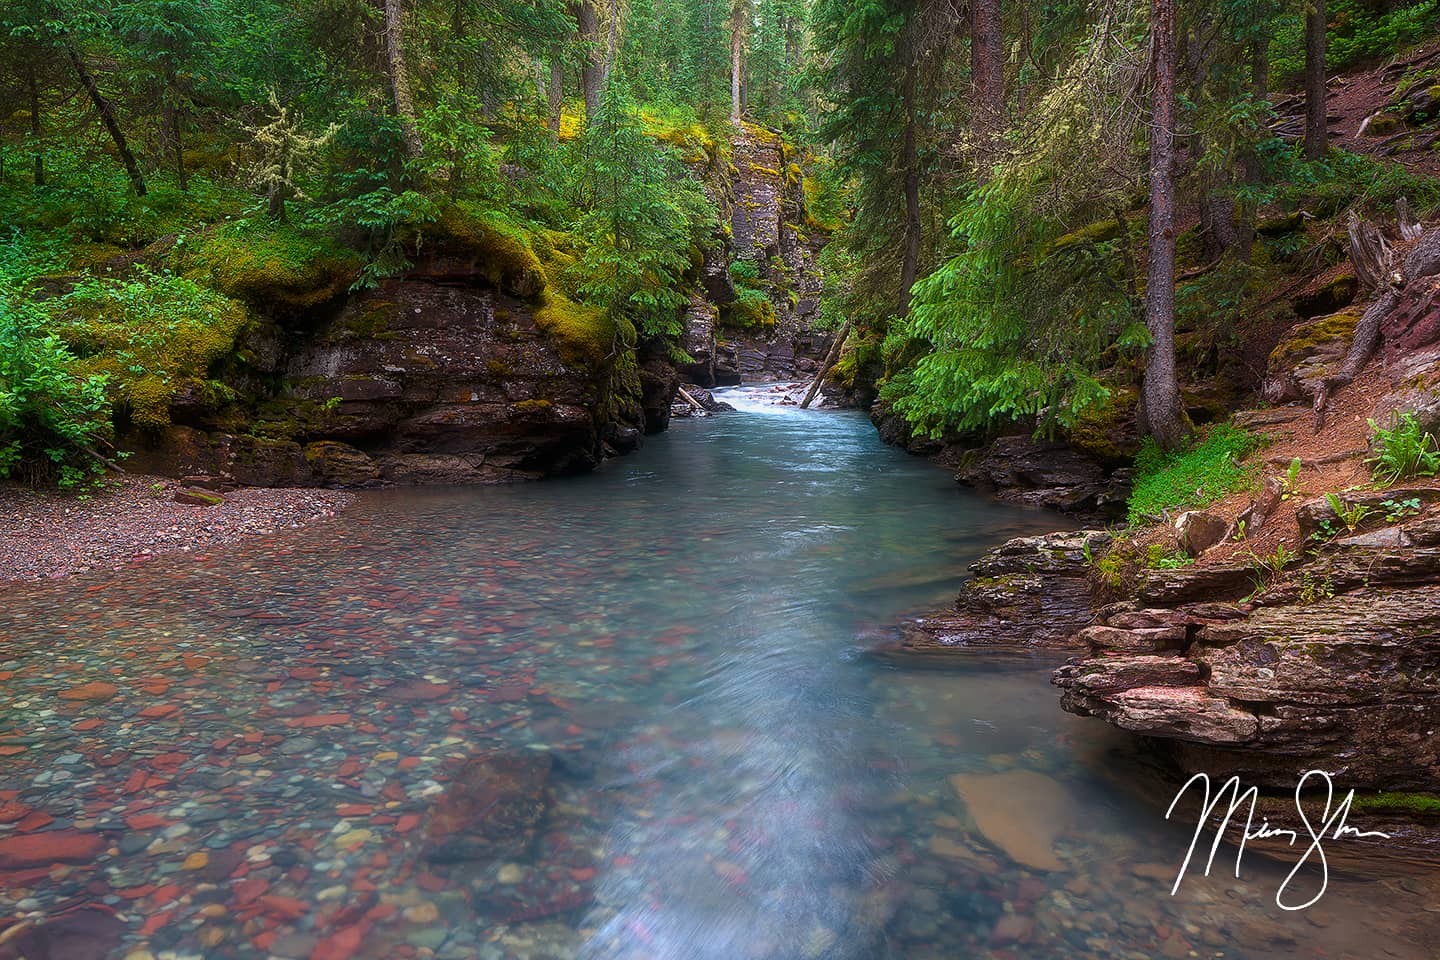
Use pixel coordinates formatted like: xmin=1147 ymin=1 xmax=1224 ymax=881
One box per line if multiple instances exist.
xmin=0 ymin=386 xmax=1432 ymax=959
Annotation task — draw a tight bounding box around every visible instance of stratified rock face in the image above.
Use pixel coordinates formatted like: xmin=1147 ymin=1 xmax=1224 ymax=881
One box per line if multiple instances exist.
xmin=875 ymin=531 xmax=1110 ymax=660
xmin=956 ymin=436 xmax=1132 ymax=518
xmin=711 ymin=125 xmax=831 ymax=384
xmin=131 ymin=275 xmax=638 ymax=487
xmin=1055 ymin=526 xmax=1440 ymax=795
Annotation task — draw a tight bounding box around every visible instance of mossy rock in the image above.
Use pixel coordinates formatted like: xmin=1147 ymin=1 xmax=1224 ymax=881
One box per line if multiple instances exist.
xmin=1364 ymin=114 xmax=1404 ymax=137
xmin=431 ymin=204 xmax=549 ymax=298
xmin=534 ymin=293 xmax=624 ymax=369
xmin=723 ymin=289 xmax=778 ymax=331
xmin=1256 ymin=211 xmax=1304 ymax=236
xmin=186 ymin=223 xmax=363 ymax=309
xmin=1068 ymin=387 xmax=1140 ymax=463
xmin=1293 ymin=271 xmax=1357 ymax=317
xmin=1349 ymin=791 xmax=1440 ymax=816
xmin=1267 ymin=310 xmax=1360 ymax=375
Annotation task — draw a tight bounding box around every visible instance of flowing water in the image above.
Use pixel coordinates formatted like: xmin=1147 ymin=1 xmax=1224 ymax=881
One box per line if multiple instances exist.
xmin=0 ymin=386 xmax=1435 ymax=959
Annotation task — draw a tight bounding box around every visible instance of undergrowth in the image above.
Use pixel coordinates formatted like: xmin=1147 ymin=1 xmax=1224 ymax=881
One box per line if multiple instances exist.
xmin=1127 ymin=423 xmax=1267 ymax=524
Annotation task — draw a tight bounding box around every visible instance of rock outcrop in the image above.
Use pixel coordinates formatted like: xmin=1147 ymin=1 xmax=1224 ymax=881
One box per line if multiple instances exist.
xmin=873 ymin=530 xmax=1109 ymax=661
xmin=129 ymin=267 xmax=641 ymax=487
xmin=1054 ymin=509 xmax=1440 ymax=826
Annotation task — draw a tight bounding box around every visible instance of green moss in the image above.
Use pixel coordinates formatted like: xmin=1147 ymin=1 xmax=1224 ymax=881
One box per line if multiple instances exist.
xmin=1256 ymin=211 xmax=1304 ymax=236
xmin=511 ymin=399 xmax=553 ymax=414
xmin=725 ymin=287 xmax=777 ymax=330
xmin=1068 ymin=386 xmax=1139 ymax=462
xmin=534 ymin=293 xmax=621 ymax=368
xmin=432 ymin=204 xmax=548 ymax=298
xmin=1048 ymin=218 xmax=1123 ymax=254
xmin=1365 ymin=114 xmax=1403 ymax=136
xmin=749 ymin=164 xmax=782 ymax=178
xmin=184 ymin=222 xmax=362 ymax=308
xmin=1127 ymin=423 xmax=1268 ymax=524
xmin=487 ymin=359 xmax=513 ymax=378
xmin=52 ymin=269 xmax=251 ymax=431
xmin=1268 ymin=310 xmax=1360 ymax=370
xmin=1349 ymin=792 xmax=1440 ymax=815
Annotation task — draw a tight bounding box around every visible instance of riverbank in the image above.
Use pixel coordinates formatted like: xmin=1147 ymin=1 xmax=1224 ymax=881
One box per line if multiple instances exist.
xmin=0 ymin=475 xmax=353 ymax=583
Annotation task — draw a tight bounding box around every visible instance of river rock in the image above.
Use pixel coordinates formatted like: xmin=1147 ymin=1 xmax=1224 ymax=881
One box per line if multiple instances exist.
xmin=1057 ymin=526 xmax=1440 ymax=803
xmin=949 ymin=770 xmax=1075 ymax=872
xmin=955 ymin=436 xmax=1129 ymax=517
xmin=423 ymin=752 xmax=554 ymax=862
xmin=877 ymin=531 xmax=1110 ymax=657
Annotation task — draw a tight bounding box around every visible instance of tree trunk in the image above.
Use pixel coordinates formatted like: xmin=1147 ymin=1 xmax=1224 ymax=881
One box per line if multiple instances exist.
xmin=1236 ymin=32 xmax=1271 ymax=256
xmin=28 ymin=65 xmax=43 ymax=187
xmin=65 ymin=41 xmax=146 ymax=196
xmin=1304 ymin=0 xmax=1327 ymax=160
xmin=578 ymin=1 xmax=602 ymax=120
xmin=602 ymin=0 xmax=620 ymax=85
xmin=548 ymin=49 xmax=564 ymax=133
xmin=970 ymin=0 xmax=1003 ymax=182
xmin=1139 ymin=0 xmax=1189 ymax=451
xmin=268 ymin=157 xmax=289 ymax=221
xmin=730 ymin=1 xmax=744 ymax=122
xmin=171 ymin=106 xmax=188 ymax=191
xmin=899 ymin=61 xmax=922 ymax=311
xmin=383 ymin=0 xmax=423 ymax=159
xmin=800 ymin=322 xmax=851 ymax=409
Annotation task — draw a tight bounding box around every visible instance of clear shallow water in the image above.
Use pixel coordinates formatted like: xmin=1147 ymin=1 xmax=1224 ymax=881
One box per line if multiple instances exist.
xmin=0 ymin=386 xmax=1435 ymax=959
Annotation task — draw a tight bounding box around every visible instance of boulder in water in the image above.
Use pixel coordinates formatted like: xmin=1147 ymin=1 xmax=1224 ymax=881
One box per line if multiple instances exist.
xmin=423 ymin=752 xmax=554 ymax=862
xmin=949 ymin=770 xmax=1076 ymax=872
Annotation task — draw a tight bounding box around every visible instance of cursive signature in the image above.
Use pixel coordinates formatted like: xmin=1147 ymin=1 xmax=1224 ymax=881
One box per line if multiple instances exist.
xmin=1164 ymin=770 xmax=1393 ymax=910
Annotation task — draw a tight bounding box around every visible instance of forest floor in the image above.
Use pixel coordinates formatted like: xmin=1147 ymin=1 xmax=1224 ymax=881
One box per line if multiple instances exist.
xmin=0 ymin=476 xmax=353 ymax=583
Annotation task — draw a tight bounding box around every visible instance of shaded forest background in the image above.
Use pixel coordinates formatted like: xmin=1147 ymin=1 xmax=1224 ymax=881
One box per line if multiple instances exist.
xmin=4 ymin=0 xmax=1440 ymax=483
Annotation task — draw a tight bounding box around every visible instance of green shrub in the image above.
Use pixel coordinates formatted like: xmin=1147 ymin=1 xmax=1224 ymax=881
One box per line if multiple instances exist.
xmin=0 ymin=292 xmax=112 ymax=486
xmin=1367 ymin=411 xmax=1440 ymax=485
xmin=47 ymin=268 xmax=249 ymax=430
xmin=1127 ymin=423 xmax=1266 ymax=524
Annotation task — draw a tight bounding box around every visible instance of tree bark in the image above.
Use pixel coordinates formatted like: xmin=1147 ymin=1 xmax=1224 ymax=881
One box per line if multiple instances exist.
xmin=383 ymin=0 xmax=423 ymax=159
xmin=970 ymin=0 xmax=1003 ymax=182
xmin=730 ymin=0 xmax=745 ymax=122
xmin=899 ymin=60 xmax=923 ymax=312
xmin=801 ymin=322 xmax=851 ymax=409
xmin=28 ymin=65 xmax=43 ymax=187
xmin=171 ymin=106 xmax=188 ymax=191
xmin=577 ymin=1 xmax=602 ymax=120
xmin=548 ymin=48 xmax=564 ymax=133
xmin=1236 ymin=32 xmax=1271 ymax=256
xmin=602 ymin=0 xmax=620 ymax=86
xmin=1304 ymin=0 xmax=1327 ymax=160
xmin=1139 ymin=0 xmax=1189 ymax=451
xmin=65 ymin=41 xmax=146 ymax=196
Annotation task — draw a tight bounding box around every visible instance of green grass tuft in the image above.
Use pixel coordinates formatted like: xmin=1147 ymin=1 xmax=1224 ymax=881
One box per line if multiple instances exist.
xmin=1128 ymin=424 xmax=1267 ymax=524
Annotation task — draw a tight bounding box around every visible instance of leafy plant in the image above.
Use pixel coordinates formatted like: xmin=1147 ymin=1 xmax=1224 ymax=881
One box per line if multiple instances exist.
xmin=1298 ymin=571 xmax=1337 ymax=604
xmin=1146 ymin=544 xmax=1194 ymax=569
xmin=1280 ymin=457 xmax=1304 ymax=502
xmin=1325 ymin=492 xmax=1373 ymax=534
xmin=1381 ymin=497 xmax=1422 ymax=523
xmin=0 ymin=291 xmax=112 ymax=485
xmin=1366 ymin=412 xmax=1440 ymax=486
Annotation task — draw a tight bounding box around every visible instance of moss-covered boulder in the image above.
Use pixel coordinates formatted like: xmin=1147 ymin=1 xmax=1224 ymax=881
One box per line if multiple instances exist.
xmin=182 ymin=223 xmax=363 ymax=308
xmin=1262 ymin=309 xmax=1360 ymax=402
